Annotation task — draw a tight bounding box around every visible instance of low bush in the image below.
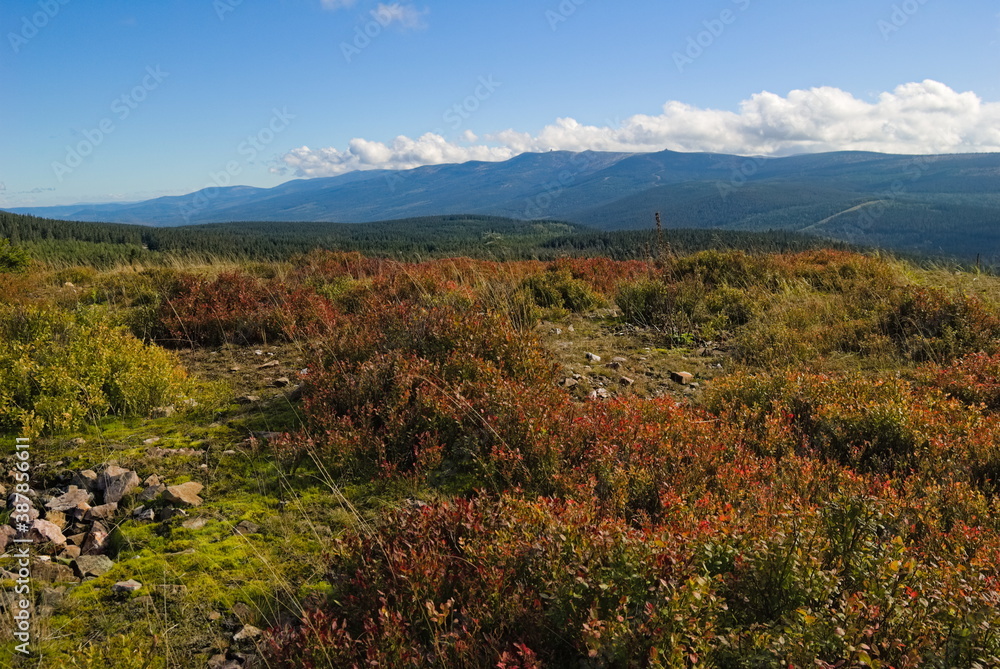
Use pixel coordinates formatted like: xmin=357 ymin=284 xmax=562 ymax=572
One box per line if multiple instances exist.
xmin=883 ymin=286 xmax=1000 ymax=363
xmin=156 ymin=271 xmax=338 ymax=346
xmin=0 ymin=305 xmax=188 ymax=435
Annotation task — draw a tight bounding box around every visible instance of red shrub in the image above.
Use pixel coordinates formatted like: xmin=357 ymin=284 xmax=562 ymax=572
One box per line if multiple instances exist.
xmin=158 ymin=271 xmax=338 ymax=345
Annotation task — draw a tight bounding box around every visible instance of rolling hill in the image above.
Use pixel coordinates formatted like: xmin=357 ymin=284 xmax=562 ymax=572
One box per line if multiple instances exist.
xmin=9 ymin=149 xmax=1000 ymax=259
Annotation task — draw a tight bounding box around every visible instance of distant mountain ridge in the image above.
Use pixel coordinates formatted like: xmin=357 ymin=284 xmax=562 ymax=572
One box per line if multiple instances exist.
xmin=10 ymin=149 xmax=1000 ymax=259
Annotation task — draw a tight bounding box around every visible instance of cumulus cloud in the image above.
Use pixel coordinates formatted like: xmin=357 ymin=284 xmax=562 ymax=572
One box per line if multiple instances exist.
xmin=281 ymin=80 xmax=1000 ymax=178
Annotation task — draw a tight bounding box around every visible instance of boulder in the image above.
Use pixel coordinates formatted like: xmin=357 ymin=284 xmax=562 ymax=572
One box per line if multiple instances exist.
xmin=45 ymin=486 xmax=93 ymax=512
xmin=73 ymin=555 xmax=114 ymax=578
xmin=81 ymin=523 xmax=109 ymax=555
xmin=138 ymin=482 xmax=167 ymax=503
xmin=163 ymin=482 xmax=204 ymax=507
xmin=29 ymin=520 xmax=66 ymax=547
xmin=670 ymin=371 xmax=694 ymax=385
xmin=34 ymin=561 xmax=78 ymax=583
xmin=71 ymin=470 xmax=99 ymax=492
xmin=98 ymin=466 xmax=140 ymax=504
xmin=84 ymin=503 xmax=118 ymax=521
xmin=233 ymin=520 xmax=260 ymax=536
xmin=585 ymin=352 xmax=602 ymax=362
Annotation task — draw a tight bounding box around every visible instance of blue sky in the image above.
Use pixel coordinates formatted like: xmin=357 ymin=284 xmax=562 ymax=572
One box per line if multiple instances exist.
xmin=2 ymin=0 xmax=999 ymax=207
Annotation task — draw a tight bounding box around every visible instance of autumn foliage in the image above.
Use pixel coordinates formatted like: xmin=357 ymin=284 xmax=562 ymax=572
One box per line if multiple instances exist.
xmin=137 ymin=249 xmax=1000 ymax=667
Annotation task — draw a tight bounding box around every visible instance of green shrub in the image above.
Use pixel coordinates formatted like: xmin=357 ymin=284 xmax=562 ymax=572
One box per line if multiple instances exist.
xmin=0 ymin=305 xmax=188 ymax=435
xmin=522 ymin=267 xmax=603 ymax=312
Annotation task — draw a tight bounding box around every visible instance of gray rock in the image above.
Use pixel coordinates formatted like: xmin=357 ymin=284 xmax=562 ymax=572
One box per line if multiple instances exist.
xmin=235 ymin=395 xmax=260 ymax=405
xmin=132 ymin=507 xmax=155 ymax=522
xmin=272 ymin=377 xmax=290 ymax=388
xmin=150 ymin=405 xmax=176 ymax=418
xmin=46 ymin=486 xmax=93 ymax=512
xmin=84 ymin=503 xmax=118 ymax=521
xmin=620 ymin=377 xmax=636 ymax=387
xmin=585 ymin=352 xmax=602 ymax=362
xmin=99 ymin=466 xmax=140 ymax=504
xmin=181 ymin=517 xmax=207 ymax=530
xmin=233 ymin=520 xmax=260 ymax=536
xmin=138 ymin=482 xmax=166 ymax=502
xmin=73 ymin=555 xmax=114 ymax=578
xmin=71 ymin=470 xmax=99 ymax=492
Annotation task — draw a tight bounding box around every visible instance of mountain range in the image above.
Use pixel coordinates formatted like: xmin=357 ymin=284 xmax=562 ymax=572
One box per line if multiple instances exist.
xmin=10 ymin=149 xmax=1000 ymax=259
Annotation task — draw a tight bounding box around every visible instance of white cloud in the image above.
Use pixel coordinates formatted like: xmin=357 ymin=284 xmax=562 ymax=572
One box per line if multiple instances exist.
xmin=281 ymin=80 xmax=1000 ymax=178
xmin=371 ymin=3 xmax=427 ymax=29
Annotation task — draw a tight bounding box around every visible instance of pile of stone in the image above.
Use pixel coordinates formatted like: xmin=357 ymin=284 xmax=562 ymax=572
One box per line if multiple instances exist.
xmin=0 ymin=464 xmax=204 ymax=587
